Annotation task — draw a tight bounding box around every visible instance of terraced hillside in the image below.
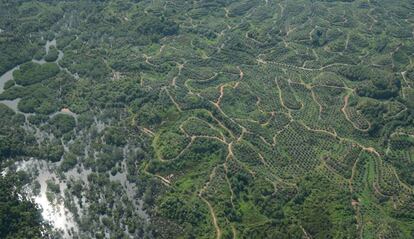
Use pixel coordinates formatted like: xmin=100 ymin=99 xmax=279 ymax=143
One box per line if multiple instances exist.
xmin=0 ymin=0 xmax=414 ymax=238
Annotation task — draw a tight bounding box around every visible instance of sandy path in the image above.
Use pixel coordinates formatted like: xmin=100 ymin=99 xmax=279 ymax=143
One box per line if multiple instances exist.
xmin=341 ymin=94 xmax=370 ymax=132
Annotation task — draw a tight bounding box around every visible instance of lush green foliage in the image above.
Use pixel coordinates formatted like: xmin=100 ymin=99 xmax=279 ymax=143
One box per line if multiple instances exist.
xmin=1 ymin=0 xmax=414 ymax=238
xmin=0 ymin=173 xmax=49 ymax=239
xmin=13 ymin=62 xmax=59 ymax=86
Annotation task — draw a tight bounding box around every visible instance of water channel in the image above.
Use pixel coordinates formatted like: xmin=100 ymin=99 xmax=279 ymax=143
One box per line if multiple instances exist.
xmin=1 ymin=38 xmax=148 ymax=238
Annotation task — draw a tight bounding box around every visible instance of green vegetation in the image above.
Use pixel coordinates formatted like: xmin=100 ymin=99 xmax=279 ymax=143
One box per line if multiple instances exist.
xmin=1 ymin=0 xmax=414 ymax=238
xmin=45 ymin=46 xmax=59 ymax=62
xmin=49 ymin=114 xmax=76 ymax=136
xmin=0 ymin=173 xmax=50 ymax=239
xmin=13 ymin=62 xmax=59 ymax=86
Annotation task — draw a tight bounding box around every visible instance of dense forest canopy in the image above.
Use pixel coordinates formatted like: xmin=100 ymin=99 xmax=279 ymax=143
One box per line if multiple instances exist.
xmin=0 ymin=0 xmax=414 ymax=238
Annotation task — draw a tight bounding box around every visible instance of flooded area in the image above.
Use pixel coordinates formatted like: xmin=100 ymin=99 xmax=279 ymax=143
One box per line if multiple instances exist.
xmin=1 ymin=38 xmax=149 ymax=238
xmin=0 ymin=65 xmax=19 ymax=94
xmin=13 ymin=151 xmax=149 ymax=238
xmin=109 ymin=146 xmax=149 ymax=221
xmin=6 ymin=130 xmax=150 ymax=238
xmin=17 ymin=159 xmax=78 ymax=238
xmin=0 ymin=39 xmax=76 ymax=118
xmin=0 ymin=39 xmax=63 ymax=111
xmin=0 ymin=39 xmax=80 ymax=237
xmin=0 ymin=66 xmax=23 ymax=113
xmin=32 ymin=39 xmax=64 ymax=65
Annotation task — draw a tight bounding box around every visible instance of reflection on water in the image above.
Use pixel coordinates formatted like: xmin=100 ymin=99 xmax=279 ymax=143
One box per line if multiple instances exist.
xmin=17 ymin=159 xmax=78 ymax=238
xmin=15 ymin=151 xmax=149 ymax=237
xmin=2 ymin=37 xmax=149 ymax=236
